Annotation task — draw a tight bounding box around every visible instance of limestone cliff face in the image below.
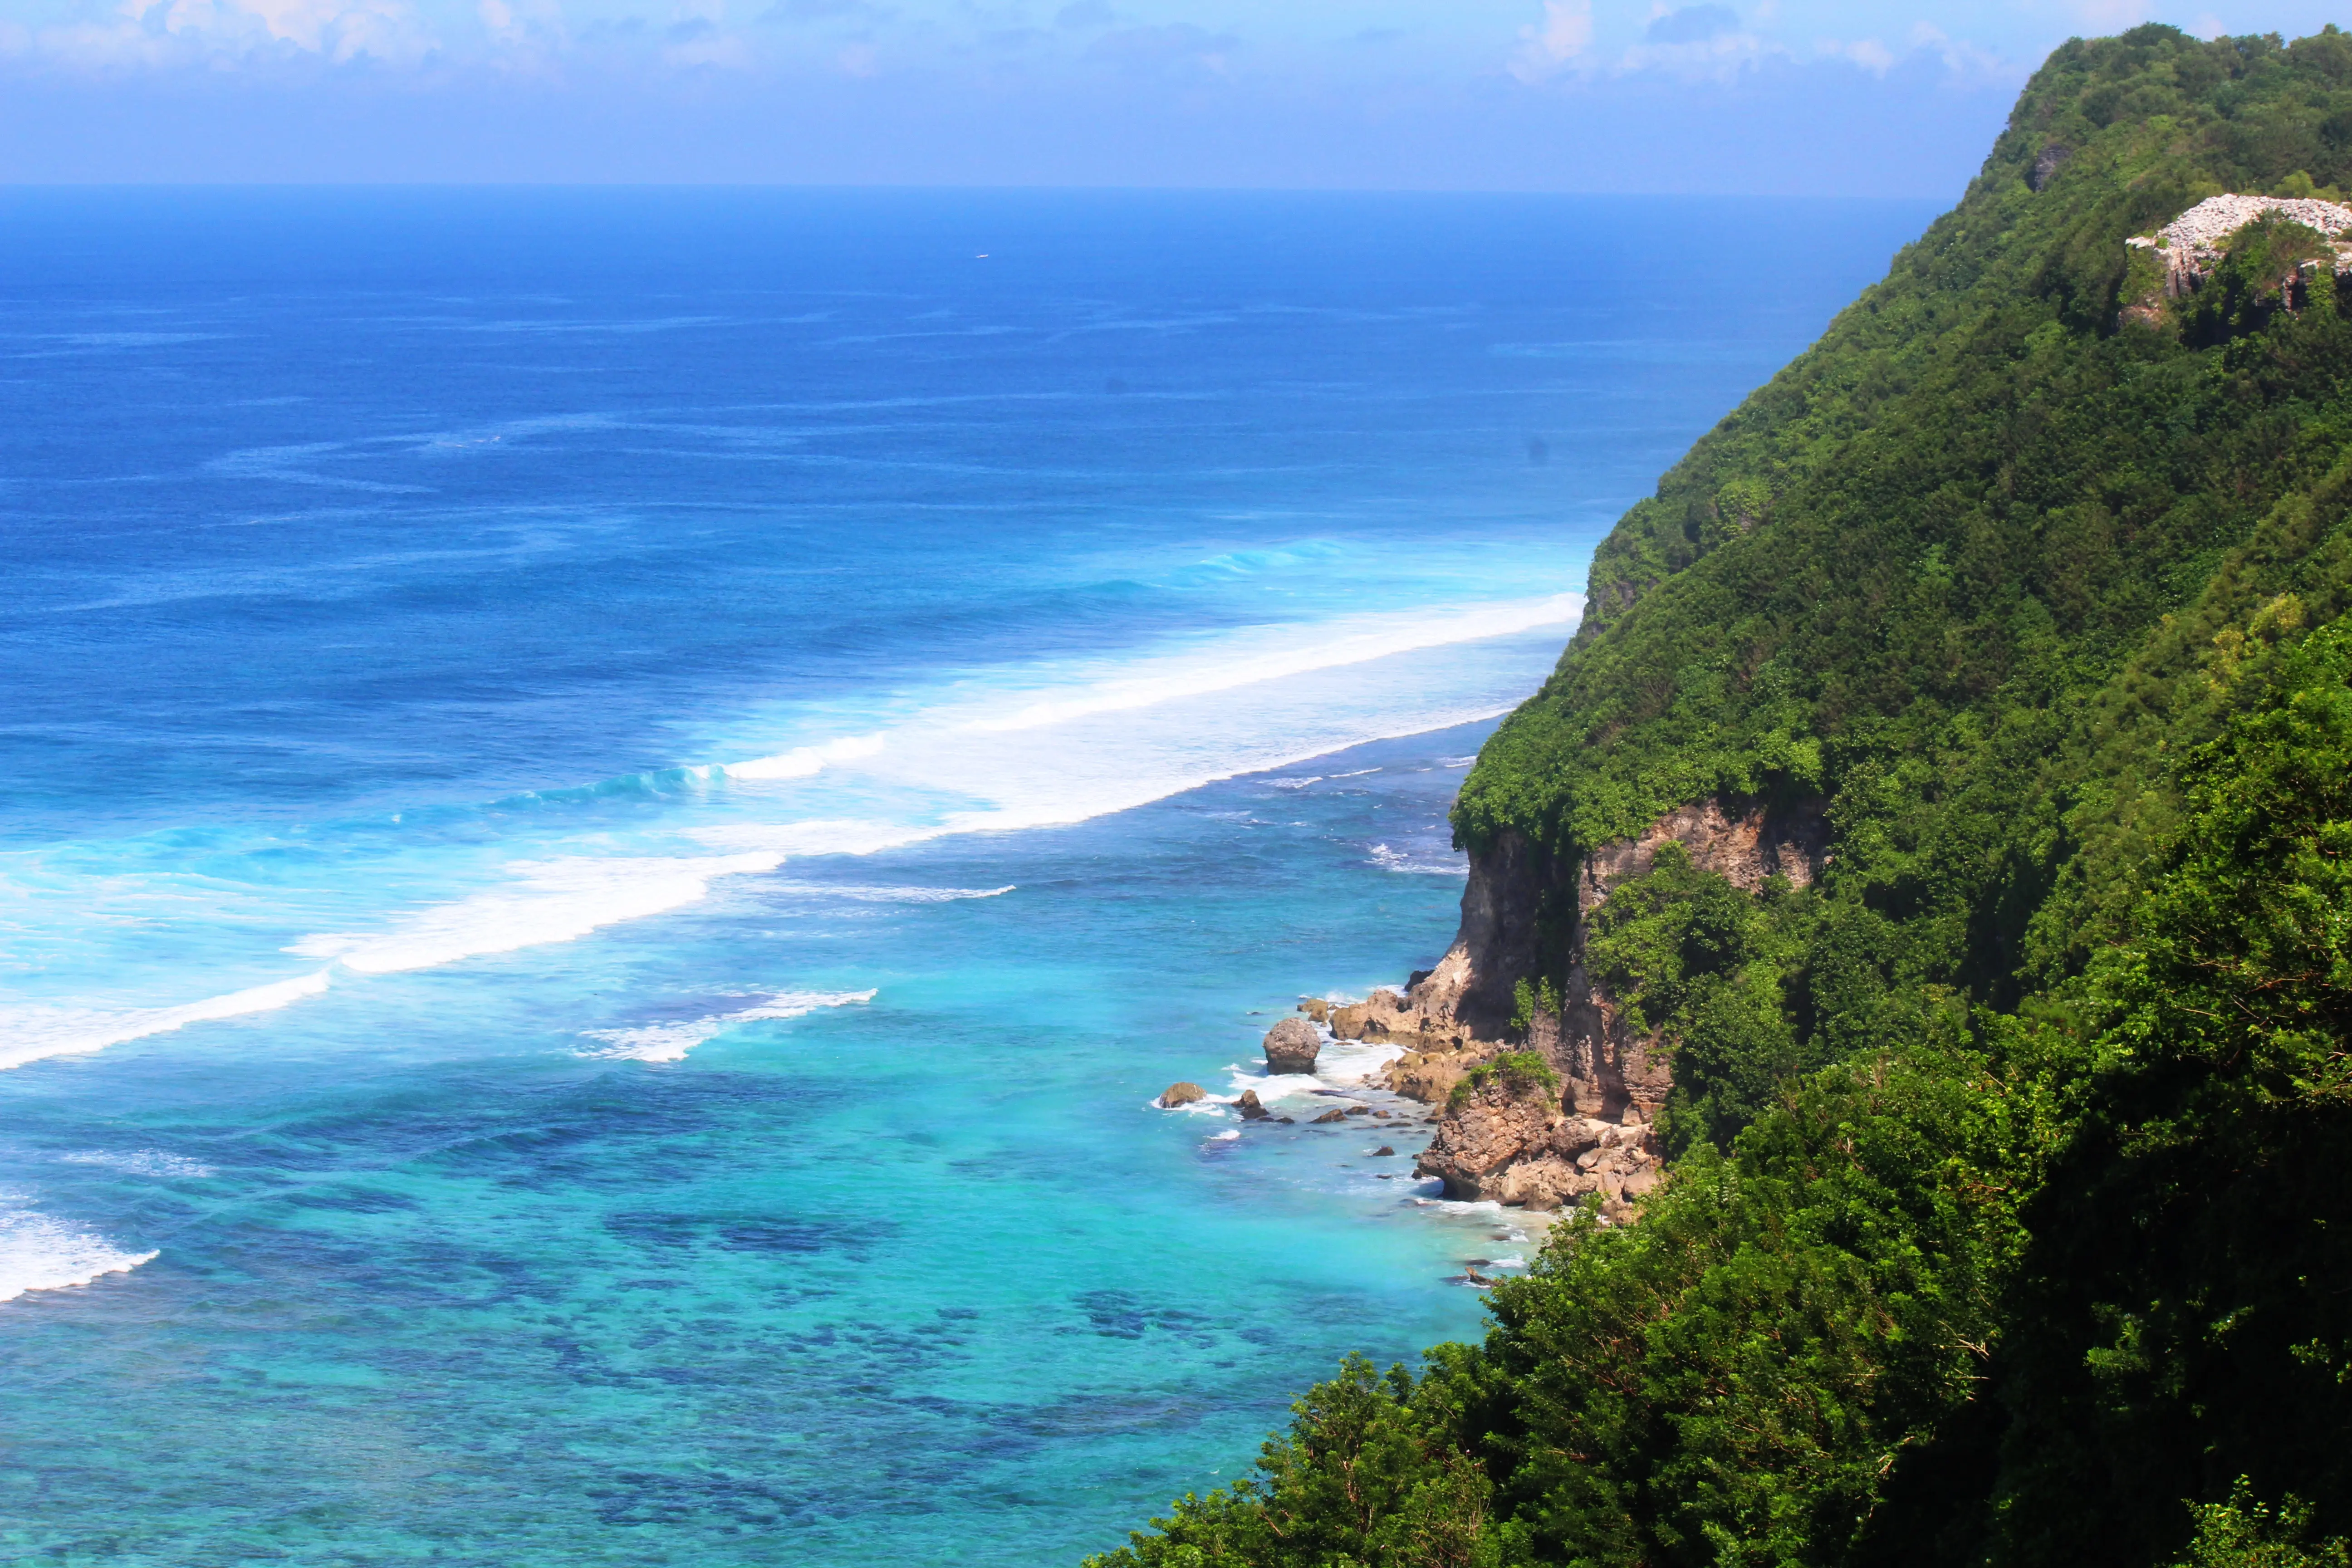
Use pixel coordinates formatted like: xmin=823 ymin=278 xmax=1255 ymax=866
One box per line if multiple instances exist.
xmin=1548 ymin=796 xmax=1827 ymax=1116
xmin=1401 ymin=828 xmax=1561 ymax=1038
xmin=1389 ymin=795 xmax=1827 ymax=1207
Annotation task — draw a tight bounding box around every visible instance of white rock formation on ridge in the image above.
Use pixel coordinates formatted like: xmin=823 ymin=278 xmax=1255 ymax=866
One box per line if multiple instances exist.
xmin=2127 ymin=193 xmax=2352 ymax=298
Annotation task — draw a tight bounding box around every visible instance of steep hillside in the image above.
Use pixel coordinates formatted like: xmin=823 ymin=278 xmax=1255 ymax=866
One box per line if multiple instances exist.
xmin=1092 ymin=25 xmax=2352 ymax=1568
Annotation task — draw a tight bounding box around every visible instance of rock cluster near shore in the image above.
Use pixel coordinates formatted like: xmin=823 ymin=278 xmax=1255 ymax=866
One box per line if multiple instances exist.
xmin=1157 ymin=790 xmax=1813 ymax=1221
xmin=1291 ymin=795 xmax=1823 ymax=1220
xmin=1413 ymin=1073 xmax=1660 ymax=1215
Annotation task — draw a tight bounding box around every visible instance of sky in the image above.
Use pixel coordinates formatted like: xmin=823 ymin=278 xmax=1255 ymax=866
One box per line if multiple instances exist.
xmin=0 ymin=1 xmax=2346 ymax=189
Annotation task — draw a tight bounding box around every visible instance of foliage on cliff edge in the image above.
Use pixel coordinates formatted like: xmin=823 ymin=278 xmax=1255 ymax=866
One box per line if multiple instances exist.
xmin=1092 ymin=609 xmax=2352 ymax=1568
xmin=1093 ymin=26 xmax=2352 ymax=1568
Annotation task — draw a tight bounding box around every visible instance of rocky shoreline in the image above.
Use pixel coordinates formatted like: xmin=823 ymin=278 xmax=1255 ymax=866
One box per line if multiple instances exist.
xmin=1156 ymin=791 xmax=1829 ymax=1230
xmin=1289 ymin=990 xmax=1660 ymax=1222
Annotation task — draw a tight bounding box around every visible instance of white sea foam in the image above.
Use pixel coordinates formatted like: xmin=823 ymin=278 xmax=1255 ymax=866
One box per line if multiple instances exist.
xmin=291 ymin=852 xmax=785 ymax=975
xmin=578 ymin=988 xmax=877 ymax=1063
xmin=766 ymin=882 xmax=1014 ymax=904
xmin=0 ymin=853 xmax=797 ymax=1071
xmin=60 ymin=1150 xmax=217 ymax=1180
xmin=1315 ymin=1034 xmax=1408 ymax=1085
xmin=1246 ymin=1071 xmax=1330 ymax=1101
xmin=1370 ymin=843 xmax=1465 ymax=877
xmin=3 ymin=588 xmax=1578 ymax=1072
xmin=687 ymin=647 xmax=1561 ymax=864
xmin=725 ymin=733 xmax=887 ymax=781
xmin=1225 ymin=1022 xmax=1405 ymax=1106
xmin=708 ymin=594 xmax=1579 ymax=794
xmin=0 ymin=971 xmax=332 ymax=1073
xmin=0 ymin=1198 xmax=157 ymax=1304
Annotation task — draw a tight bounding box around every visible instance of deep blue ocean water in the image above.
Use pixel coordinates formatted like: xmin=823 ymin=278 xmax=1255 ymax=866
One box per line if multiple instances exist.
xmin=0 ymin=188 xmax=1933 ymax=1565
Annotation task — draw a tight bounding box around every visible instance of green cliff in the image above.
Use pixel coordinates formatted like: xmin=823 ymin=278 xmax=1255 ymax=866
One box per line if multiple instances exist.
xmin=1093 ymin=24 xmax=2352 ymax=1568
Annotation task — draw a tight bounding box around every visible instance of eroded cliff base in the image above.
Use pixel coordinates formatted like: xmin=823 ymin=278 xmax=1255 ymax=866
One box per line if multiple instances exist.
xmin=1348 ymin=794 xmax=1825 ymax=1211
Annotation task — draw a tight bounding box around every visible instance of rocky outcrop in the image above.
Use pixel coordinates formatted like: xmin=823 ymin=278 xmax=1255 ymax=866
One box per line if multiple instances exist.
xmin=1387 ymin=797 xmax=1823 ymax=1109
xmin=1414 ymin=1073 xmax=1661 ymax=1212
xmin=2027 ymin=141 xmax=2073 ymax=192
xmin=1490 ymin=1137 xmax=1662 ymax=1214
xmin=1322 ymin=988 xmax=1473 ymax=1053
xmin=1387 ymin=1044 xmax=1489 ymax=1106
xmin=1236 ymin=1089 xmax=1269 ymax=1121
xmin=1401 ymin=828 xmax=1558 ymax=1037
xmin=1542 ymin=797 xmax=1825 ymax=1117
xmin=1262 ymin=1017 xmax=1320 ymax=1074
xmin=1414 ymin=1074 xmax=1566 ymax=1198
xmin=1573 ymin=796 xmax=1826 ymax=913
xmin=1383 ymin=794 xmax=1827 ymax=1211
xmin=2124 ymin=194 xmax=2352 ymax=318
xmin=1159 ymin=1082 xmax=1205 ymax=1107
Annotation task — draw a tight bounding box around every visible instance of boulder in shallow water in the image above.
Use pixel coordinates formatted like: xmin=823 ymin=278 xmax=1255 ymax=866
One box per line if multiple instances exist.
xmin=1311 ymin=1108 xmax=1348 ymax=1124
xmin=1262 ymin=1016 xmax=1321 ymax=1074
xmin=1158 ymin=1082 xmax=1205 ymax=1108
xmin=1237 ymin=1089 xmax=1270 ymax=1121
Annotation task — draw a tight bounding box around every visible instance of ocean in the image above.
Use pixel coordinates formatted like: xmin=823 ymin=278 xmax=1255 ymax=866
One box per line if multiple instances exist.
xmin=0 ymin=187 xmax=1933 ymax=1565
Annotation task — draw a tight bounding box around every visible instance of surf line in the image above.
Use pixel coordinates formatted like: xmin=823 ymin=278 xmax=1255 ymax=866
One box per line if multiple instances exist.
xmin=0 ymin=591 xmax=1584 ymax=1074
xmin=0 ymin=849 xmax=790 ymax=1073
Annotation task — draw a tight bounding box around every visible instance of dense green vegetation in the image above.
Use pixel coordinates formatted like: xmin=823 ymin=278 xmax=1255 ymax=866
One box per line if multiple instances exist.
xmin=1448 ymin=1051 xmax=1563 ymax=1111
xmin=1091 ymin=26 xmax=2352 ymax=1568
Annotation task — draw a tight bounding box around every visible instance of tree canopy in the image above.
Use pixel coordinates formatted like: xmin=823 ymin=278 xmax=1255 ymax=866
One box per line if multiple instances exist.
xmin=1091 ymin=26 xmax=2352 ymax=1568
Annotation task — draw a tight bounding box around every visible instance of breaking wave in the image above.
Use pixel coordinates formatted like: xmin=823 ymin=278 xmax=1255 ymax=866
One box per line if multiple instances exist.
xmin=287 ymin=853 xmax=786 ymax=975
xmin=0 ymin=1198 xmax=157 ymax=1304
xmin=578 ymin=989 xmax=878 ymax=1063
xmin=0 ymin=589 xmax=1578 ymax=1072
xmin=0 ymin=973 xmax=332 ymax=1073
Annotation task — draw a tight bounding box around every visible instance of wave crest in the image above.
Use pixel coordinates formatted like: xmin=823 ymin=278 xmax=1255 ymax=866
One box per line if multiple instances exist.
xmin=578 ymin=988 xmax=879 ymax=1063
xmin=0 ymin=1199 xmax=157 ymax=1304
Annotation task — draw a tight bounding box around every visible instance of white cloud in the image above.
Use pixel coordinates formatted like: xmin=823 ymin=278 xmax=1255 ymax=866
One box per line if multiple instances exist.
xmin=161 ymin=0 xmax=439 ymax=62
xmin=1502 ymin=1 xmax=2029 ymax=93
xmin=0 ymin=0 xmax=441 ymax=67
xmin=1906 ymin=21 xmax=2016 ymax=86
xmin=1839 ymin=36 xmax=1894 ymax=73
xmin=1620 ymin=28 xmax=1767 ymax=81
xmin=1509 ymin=0 xmax=1591 ymax=83
xmin=477 ymin=0 xmax=565 ymax=60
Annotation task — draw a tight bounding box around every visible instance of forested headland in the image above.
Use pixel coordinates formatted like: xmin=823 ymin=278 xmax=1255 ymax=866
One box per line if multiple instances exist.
xmin=1092 ymin=25 xmax=2352 ymax=1568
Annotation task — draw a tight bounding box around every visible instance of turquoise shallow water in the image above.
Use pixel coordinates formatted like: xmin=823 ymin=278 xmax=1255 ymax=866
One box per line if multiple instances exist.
xmin=0 ymin=189 xmax=1934 ymax=1564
